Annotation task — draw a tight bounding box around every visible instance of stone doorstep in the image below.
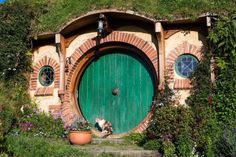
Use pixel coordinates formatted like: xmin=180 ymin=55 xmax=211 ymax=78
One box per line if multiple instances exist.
xmin=73 ymin=138 xmax=161 ymax=157
xmin=92 ymin=138 xmax=125 ymax=144
xmin=79 ymin=147 xmax=160 ymax=157
xmin=89 ymin=149 xmax=160 ymax=157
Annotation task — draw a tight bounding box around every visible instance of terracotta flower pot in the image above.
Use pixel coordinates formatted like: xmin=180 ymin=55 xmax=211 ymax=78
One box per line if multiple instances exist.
xmin=69 ymin=130 xmax=92 ymax=145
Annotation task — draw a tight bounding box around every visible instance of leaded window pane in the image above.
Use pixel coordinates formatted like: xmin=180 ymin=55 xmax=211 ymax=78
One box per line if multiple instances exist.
xmin=39 ymin=66 xmax=54 ymax=86
xmin=175 ymin=54 xmax=199 ymax=78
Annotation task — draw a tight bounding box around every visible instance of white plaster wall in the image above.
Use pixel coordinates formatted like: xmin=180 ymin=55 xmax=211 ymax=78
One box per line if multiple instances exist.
xmin=173 ymin=89 xmax=191 ymax=105
xmin=33 ymin=45 xmax=58 ymax=66
xmin=166 ymin=31 xmax=205 ymax=80
xmin=29 ymin=89 xmax=61 ymax=113
xmin=117 ymin=26 xmax=157 ymax=51
xmin=165 ymin=31 xmax=206 ymax=104
xmin=31 ymin=45 xmax=61 ymax=112
xmin=66 ymin=32 xmax=97 ymax=57
xmin=165 ymin=31 xmax=204 ymax=56
xmin=117 ymin=26 xmax=152 ymax=42
xmin=33 ymin=45 xmax=58 ymax=88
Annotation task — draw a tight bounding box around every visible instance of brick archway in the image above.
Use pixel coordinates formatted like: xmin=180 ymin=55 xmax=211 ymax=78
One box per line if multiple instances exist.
xmin=166 ymin=41 xmax=203 ymax=89
xmin=61 ymin=31 xmax=158 ymax=135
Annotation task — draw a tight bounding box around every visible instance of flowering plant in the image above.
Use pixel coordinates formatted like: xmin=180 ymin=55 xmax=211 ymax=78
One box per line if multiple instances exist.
xmin=69 ymin=116 xmax=91 ymax=131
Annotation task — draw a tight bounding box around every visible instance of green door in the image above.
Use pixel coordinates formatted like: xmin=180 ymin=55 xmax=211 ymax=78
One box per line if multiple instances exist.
xmin=78 ymin=49 xmax=155 ymax=134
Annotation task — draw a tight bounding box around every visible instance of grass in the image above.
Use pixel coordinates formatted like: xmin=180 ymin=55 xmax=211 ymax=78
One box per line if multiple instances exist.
xmin=6 ymin=0 xmax=236 ymax=33
xmin=5 ymin=135 xmax=144 ymax=157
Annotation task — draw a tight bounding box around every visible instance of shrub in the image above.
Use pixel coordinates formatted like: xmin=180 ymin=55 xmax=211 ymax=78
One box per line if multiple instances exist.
xmin=209 ymin=12 xmax=236 ymax=126
xmin=145 ymin=105 xmax=194 ymax=156
xmin=0 ymin=105 xmax=15 ymax=154
xmin=6 ymin=135 xmax=120 ymax=157
xmin=124 ymin=133 xmax=146 ymax=146
xmin=6 ymin=135 xmax=91 ymax=157
xmin=163 ymin=140 xmax=176 ymax=157
xmin=0 ymin=2 xmax=33 ymax=81
xmin=191 ymin=106 xmax=221 ymax=156
xmin=11 ymin=107 xmax=64 ymax=138
xmin=216 ymin=124 xmax=236 ymax=156
xmin=175 ymin=131 xmax=193 ymax=157
xmin=147 ymin=105 xmax=194 ymax=142
xmin=143 ymin=139 xmax=162 ymax=150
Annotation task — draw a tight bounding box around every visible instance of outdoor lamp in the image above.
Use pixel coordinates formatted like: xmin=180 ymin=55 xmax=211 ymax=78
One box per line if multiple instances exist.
xmin=97 ymin=14 xmax=105 ymax=38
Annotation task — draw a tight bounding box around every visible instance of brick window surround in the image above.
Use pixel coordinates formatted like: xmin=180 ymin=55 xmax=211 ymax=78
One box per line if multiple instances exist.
xmin=166 ymin=41 xmax=203 ymax=89
xmin=30 ymin=56 xmax=60 ymax=96
xmin=61 ymin=31 xmax=158 ymax=136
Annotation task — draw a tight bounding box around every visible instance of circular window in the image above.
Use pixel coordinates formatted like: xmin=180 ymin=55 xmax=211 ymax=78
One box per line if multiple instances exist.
xmin=38 ymin=66 xmax=54 ymax=86
xmin=175 ymin=54 xmax=198 ymax=78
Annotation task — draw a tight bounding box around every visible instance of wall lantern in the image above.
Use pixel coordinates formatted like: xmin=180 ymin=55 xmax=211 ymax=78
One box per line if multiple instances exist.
xmin=97 ymin=14 xmax=106 ymax=38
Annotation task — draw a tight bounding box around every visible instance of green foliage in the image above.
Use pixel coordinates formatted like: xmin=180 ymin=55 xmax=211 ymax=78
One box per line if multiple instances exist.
xmin=0 ymin=105 xmax=15 ymax=153
xmin=209 ymin=14 xmax=236 ymax=69
xmin=192 ymin=108 xmax=221 ymax=156
xmin=175 ymin=131 xmax=193 ymax=157
xmin=6 ymin=135 xmax=91 ymax=157
xmin=216 ymin=124 xmax=236 ymax=156
xmin=12 ymin=108 xmax=64 ymax=138
xmin=187 ymin=13 xmax=236 ymax=156
xmin=0 ymin=81 xmax=32 ymax=153
xmin=143 ymin=139 xmax=162 ymax=150
xmin=0 ymin=2 xmax=34 ymax=81
xmin=124 ymin=133 xmax=146 ymax=146
xmin=6 ymin=134 xmax=120 ymax=157
xmin=156 ymin=78 xmax=176 ymax=107
xmin=146 ymin=105 xmax=194 ymax=156
xmin=208 ymin=13 xmax=236 ymax=125
xmin=186 ymin=54 xmax=212 ymax=108
xmin=163 ymin=140 xmax=176 ymax=157
xmin=206 ymin=136 xmax=214 ymax=157
xmin=147 ymin=106 xmax=194 ymax=141
xmin=69 ymin=116 xmax=91 ymax=131
xmin=5 ymin=0 xmax=236 ymax=33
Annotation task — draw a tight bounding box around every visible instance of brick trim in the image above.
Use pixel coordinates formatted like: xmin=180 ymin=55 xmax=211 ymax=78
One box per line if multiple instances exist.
xmin=34 ymin=87 xmax=54 ymax=96
xmin=61 ymin=31 xmax=158 ymax=132
xmin=166 ymin=41 xmax=203 ymax=88
xmin=174 ymin=79 xmax=192 ymax=89
xmin=30 ymin=56 xmax=60 ymax=90
xmin=69 ymin=31 xmax=158 ymax=72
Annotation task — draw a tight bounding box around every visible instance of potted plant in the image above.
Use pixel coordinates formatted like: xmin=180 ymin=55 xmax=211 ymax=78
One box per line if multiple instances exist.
xmin=68 ymin=116 xmax=92 ymax=145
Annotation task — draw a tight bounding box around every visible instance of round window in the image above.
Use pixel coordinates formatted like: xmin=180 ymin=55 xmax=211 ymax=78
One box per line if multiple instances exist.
xmin=175 ymin=54 xmax=198 ymax=78
xmin=38 ymin=66 xmax=54 ymax=86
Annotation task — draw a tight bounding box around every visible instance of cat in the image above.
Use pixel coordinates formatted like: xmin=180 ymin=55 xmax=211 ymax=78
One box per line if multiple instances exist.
xmin=95 ymin=117 xmax=113 ymax=137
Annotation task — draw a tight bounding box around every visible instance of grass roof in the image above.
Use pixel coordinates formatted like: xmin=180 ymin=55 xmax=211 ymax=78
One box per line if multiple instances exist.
xmin=6 ymin=0 xmax=236 ymax=34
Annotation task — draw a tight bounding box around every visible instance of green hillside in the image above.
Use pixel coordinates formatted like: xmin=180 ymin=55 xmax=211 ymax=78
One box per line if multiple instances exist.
xmin=4 ymin=0 xmax=236 ymax=33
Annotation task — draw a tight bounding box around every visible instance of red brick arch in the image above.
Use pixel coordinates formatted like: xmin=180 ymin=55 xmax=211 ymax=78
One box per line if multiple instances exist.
xmin=61 ymin=31 xmax=158 ymax=135
xmin=166 ymin=41 xmax=203 ymax=89
xmin=30 ymin=56 xmax=60 ymax=90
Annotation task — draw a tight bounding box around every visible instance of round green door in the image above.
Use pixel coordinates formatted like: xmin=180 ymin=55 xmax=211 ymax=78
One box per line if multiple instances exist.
xmin=78 ymin=49 xmax=155 ymax=134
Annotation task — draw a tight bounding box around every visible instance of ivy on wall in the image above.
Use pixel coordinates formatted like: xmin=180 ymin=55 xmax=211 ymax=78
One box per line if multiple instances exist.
xmin=209 ymin=14 xmax=236 ymax=125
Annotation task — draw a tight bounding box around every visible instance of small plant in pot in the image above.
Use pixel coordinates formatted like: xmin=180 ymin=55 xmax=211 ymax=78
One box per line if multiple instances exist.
xmin=68 ymin=116 xmax=92 ymax=145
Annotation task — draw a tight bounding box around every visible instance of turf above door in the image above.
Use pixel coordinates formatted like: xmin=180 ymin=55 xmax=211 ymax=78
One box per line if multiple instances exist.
xmin=78 ymin=49 xmax=155 ymax=134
